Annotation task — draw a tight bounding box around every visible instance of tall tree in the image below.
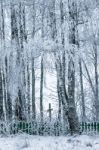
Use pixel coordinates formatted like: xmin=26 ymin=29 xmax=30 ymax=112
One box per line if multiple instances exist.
xmin=0 ymin=68 xmax=3 ymax=120
xmin=40 ymin=56 xmax=44 ymax=123
xmin=27 ymin=59 xmax=31 ymax=118
xmin=79 ymin=58 xmax=86 ymax=122
xmin=32 ymin=57 xmax=36 ymax=120
xmin=32 ymin=0 xmax=36 ymax=120
xmin=67 ymin=0 xmax=80 ymax=134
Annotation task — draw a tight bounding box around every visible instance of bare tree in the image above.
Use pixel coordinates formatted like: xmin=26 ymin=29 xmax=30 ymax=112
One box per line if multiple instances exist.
xmin=67 ymin=0 xmax=80 ymax=134
xmin=32 ymin=0 xmax=36 ymax=120
xmin=40 ymin=56 xmax=44 ymax=123
xmin=0 ymin=68 xmax=3 ymax=120
xmin=79 ymin=58 xmax=86 ymax=122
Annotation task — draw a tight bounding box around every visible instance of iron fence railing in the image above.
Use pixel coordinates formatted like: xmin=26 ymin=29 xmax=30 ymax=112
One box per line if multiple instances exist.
xmin=0 ymin=121 xmax=99 ymax=135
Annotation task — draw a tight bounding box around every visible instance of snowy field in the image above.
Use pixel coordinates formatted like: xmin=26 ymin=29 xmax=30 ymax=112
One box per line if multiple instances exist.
xmin=0 ymin=134 xmax=99 ymax=150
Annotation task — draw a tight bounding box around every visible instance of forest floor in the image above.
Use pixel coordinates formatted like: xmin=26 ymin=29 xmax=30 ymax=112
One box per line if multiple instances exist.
xmin=0 ymin=134 xmax=99 ymax=150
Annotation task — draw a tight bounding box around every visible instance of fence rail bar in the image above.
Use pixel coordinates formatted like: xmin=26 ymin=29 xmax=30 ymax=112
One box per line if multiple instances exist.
xmin=0 ymin=122 xmax=99 ymax=135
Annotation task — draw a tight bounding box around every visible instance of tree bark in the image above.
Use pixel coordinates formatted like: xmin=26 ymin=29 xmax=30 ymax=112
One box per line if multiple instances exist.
xmin=40 ymin=57 xmax=44 ymax=123
xmin=0 ymin=68 xmax=3 ymax=120
xmin=79 ymin=58 xmax=86 ymax=122
xmin=67 ymin=0 xmax=80 ymax=134
xmin=32 ymin=57 xmax=36 ymax=120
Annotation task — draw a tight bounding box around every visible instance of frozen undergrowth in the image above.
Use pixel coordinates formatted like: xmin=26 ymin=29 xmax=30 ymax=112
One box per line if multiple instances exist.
xmin=0 ymin=134 xmax=99 ymax=150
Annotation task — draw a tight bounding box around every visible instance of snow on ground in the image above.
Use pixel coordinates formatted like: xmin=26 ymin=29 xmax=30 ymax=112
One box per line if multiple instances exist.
xmin=0 ymin=134 xmax=99 ymax=150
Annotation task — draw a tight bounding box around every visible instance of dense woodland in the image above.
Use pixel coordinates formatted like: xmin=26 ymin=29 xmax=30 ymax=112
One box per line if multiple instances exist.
xmin=0 ymin=0 xmax=99 ymax=135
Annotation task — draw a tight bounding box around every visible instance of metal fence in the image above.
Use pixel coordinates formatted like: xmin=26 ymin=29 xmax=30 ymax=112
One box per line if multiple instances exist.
xmin=0 ymin=121 xmax=99 ymax=135
xmin=80 ymin=122 xmax=99 ymax=134
xmin=0 ymin=121 xmax=68 ymax=136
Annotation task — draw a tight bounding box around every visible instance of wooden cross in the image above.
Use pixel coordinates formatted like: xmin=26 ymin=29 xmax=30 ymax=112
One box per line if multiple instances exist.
xmin=47 ymin=103 xmax=53 ymax=122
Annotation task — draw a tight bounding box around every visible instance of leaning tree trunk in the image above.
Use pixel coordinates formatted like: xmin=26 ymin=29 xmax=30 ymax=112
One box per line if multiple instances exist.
xmin=0 ymin=68 xmax=3 ymax=120
xmin=49 ymin=0 xmax=80 ymax=134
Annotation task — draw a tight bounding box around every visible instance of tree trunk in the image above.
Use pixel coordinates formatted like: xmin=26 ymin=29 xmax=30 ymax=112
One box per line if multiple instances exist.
xmin=79 ymin=59 xmax=86 ymax=122
xmin=0 ymin=68 xmax=3 ymax=120
xmin=27 ymin=60 xmax=31 ymax=119
xmin=67 ymin=0 xmax=80 ymax=134
xmin=32 ymin=0 xmax=36 ymax=120
xmin=93 ymin=41 xmax=99 ymax=121
xmin=40 ymin=57 xmax=44 ymax=123
xmin=32 ymin=57 xmax=36 ymax=120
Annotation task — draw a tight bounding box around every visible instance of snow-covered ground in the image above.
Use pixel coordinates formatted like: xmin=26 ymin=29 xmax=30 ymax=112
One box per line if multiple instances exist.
xmin=0 ymin=134 xmax=99 ymax=150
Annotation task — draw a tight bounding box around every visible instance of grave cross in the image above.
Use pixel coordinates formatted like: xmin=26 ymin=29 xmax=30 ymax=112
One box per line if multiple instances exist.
xmin=47 ymin=103 xmax=53 ymax=122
